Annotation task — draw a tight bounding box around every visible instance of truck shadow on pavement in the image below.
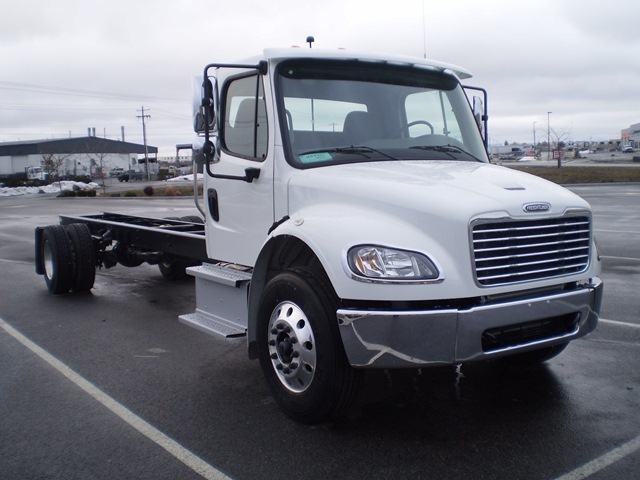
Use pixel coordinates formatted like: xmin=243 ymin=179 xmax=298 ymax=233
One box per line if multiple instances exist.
xmin=343 ymin=361 xmax=567 ymax=435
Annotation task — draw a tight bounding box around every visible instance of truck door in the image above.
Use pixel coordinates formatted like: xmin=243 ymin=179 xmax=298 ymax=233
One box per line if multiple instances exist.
xmin=204 ymin=72 xmax=274 ymax=267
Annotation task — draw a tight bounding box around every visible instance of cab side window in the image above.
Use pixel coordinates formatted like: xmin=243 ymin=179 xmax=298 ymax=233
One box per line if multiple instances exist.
xmin=222 ymin=75 xmax=268 ymax=160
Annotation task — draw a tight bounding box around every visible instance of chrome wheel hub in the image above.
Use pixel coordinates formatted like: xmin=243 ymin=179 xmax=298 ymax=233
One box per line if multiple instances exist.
xmin=267 ymin=301 xmax=316 ymax=393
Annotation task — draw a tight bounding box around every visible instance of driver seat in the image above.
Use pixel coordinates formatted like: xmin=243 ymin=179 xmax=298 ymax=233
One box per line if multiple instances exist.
xmin=343 ymin=111 xmax=380 ymax=146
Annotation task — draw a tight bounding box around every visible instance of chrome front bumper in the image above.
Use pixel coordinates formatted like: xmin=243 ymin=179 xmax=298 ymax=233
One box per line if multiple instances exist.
xmin=336 ymin=277 xmax=603 ymax=368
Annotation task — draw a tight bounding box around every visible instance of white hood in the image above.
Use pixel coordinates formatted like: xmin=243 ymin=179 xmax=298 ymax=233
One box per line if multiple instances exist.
xmin=287 ymin=160 xmax=589 ymax=221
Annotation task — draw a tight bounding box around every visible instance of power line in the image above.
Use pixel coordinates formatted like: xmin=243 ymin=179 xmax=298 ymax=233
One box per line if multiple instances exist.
xmin=0 ymin=80 xmax=184 ymax=103
xmin=0 ymin=103 xmax=140 ymax=110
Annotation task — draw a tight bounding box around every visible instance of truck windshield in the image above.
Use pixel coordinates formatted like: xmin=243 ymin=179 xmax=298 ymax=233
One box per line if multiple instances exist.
xmin=276 ymin=59 xmax=488 ymax=168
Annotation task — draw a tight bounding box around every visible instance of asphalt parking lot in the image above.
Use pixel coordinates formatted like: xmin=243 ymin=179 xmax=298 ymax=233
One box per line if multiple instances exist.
xmin=0 ymin=184 xmax=638 ymax=480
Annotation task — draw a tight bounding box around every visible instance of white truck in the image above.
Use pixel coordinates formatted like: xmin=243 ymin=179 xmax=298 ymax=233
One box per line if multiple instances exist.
xmin=35 ymin=47 xmax=603 ymax=424
xmin=26 ymin=166 xmax=48 ymax=181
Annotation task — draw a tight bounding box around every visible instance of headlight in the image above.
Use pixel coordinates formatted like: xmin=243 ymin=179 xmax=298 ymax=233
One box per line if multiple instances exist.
xmin=347 ymin=245 xmax=441 ymax=283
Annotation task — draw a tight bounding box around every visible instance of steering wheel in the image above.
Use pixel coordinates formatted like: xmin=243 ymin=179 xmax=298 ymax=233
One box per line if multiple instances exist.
xmin=406 ymin=120 xmax=434 ymax=135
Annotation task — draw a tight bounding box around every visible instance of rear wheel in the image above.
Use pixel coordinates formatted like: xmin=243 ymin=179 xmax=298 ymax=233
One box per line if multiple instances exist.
xmin=157 ymin=216 xmax=201 ymax=280
xmin=41 ymin=225 xmax=73 ymax=294
xmin=64 ymin=223 xmax=96 ymax=292
xmin=158 ymin=257 xmax=190 ymax=280
xmin=257 ymin=267 xmax=361 ymax=424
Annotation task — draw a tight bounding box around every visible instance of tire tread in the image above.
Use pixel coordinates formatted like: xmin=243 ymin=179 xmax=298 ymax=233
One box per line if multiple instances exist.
xmin=42 ymin=225 xmax=73 ymax=294
xmin=64 ymin=223 xmax=96 ymax=292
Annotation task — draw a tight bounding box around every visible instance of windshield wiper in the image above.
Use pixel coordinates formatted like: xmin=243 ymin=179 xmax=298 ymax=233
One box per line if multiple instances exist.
xmin=409 ymin=144 xmax=483 ymax=162
xmin=300 ymin=145 xmax=398 ymax=161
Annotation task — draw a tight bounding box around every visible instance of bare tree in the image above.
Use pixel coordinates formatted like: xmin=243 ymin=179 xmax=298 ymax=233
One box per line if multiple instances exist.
xmin=550 ymin=127 xmax=571 ymax=168
xmin=89 ymin=151 xmax=114 ymax=194
xmin=41 ymin=152 xmax=71 ymax=190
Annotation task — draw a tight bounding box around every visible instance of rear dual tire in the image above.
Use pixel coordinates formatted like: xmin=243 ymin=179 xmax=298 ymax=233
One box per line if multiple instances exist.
xmin=65 ymin=223 xmax=96 ymax=292
xmin=42 ymin=225 xmax=74 ymax=294
xmin=41 ymin=224 xmax=96 ymax=295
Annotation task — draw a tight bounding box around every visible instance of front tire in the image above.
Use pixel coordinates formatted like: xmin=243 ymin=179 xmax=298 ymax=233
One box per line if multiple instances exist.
xmin=257 ymin=267 xmax=361 ymax=424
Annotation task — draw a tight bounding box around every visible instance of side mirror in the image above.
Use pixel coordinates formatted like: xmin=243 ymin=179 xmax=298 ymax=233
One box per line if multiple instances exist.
xmin=473 ymin=95 xmax=485 ymax=137
xmin=202 ymin=78 xmax=215 ymax=129
xmin=193 ymin=77 xmax=216 ymax=134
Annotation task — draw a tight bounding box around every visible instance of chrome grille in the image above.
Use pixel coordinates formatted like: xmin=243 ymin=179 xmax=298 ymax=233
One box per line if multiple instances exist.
xmin=472 ymin=215 xmax=591 ymax=286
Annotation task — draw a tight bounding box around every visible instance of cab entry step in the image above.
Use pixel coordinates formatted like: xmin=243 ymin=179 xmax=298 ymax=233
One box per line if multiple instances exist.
xmin=178 ymin=263 xmax=252 ymax=338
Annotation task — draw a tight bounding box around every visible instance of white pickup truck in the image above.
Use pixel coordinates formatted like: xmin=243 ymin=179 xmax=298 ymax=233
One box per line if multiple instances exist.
xmin=36 ymin=47 xmax=603 ymax=423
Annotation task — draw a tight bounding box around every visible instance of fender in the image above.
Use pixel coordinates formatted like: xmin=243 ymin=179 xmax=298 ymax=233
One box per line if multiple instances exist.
xmin=246 ymin=202 xmax=472 ymax=356
xmin=269 ymin=203 xmax=473 ymax=298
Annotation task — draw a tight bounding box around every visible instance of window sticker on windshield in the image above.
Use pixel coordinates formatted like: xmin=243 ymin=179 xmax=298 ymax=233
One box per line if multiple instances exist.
xmin=299 ymin=152 xmax=333 ymax=163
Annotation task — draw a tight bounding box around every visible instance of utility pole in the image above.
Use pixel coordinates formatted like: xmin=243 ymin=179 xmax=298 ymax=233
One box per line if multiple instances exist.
xmin=137 ymin=107 xmax=151 ymax=180
xmin=533 ymin=121 xmax=536 ymax=156
xmin=547 ymin=111 xmax=552 ymax=164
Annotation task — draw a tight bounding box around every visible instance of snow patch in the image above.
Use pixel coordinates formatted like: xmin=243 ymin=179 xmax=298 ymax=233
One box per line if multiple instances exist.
xmin=0 ymin=181 xmax=100 ymax=197
xmin=165 ymin=174 xmax=204 ymax=182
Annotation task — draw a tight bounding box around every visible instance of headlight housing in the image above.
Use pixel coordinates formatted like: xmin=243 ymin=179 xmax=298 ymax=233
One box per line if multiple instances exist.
xmin=347 ymin=245 xmax=441 ymax=283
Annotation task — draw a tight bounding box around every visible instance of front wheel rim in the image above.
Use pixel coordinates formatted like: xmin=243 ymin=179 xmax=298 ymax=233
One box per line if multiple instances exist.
xmin=267 ymin=301 xmax=316 ymax=393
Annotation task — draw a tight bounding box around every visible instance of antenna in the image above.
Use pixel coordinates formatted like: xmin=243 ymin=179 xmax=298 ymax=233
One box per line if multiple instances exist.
xmin=422 ymin=0 xmax=427 ymax=58
xmin=306 ymin=36 xmax=315 ymax=48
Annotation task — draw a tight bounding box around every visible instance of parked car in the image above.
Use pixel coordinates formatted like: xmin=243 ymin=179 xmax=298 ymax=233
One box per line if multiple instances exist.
xmin=118 ymin=170 xmax=145 ymax=182
xmin=622 ymin=146 xmax=634 ymax=153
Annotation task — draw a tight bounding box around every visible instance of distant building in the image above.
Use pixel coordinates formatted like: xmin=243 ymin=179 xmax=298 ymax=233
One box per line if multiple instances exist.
xmin=0 ymin=136 xmax=158 ymax=179
xmin=621 ymin=123 xmax=640 ymax=148
xmin=489 ymin=143 xmax=531 ymax=159
xmin=155 ymin=153 xmax=195 ymax=176
xmin=156 ymin=154 xmax=193 ymax=168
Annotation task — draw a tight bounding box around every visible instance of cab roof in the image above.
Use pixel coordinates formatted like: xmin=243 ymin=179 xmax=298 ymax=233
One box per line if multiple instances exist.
xmin=257 ymin=47 xmax=473 ymax=80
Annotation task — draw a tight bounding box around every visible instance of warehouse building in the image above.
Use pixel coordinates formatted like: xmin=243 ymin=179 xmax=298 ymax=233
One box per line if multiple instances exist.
xmin=0 ymin=136 xmax=157 ymax=180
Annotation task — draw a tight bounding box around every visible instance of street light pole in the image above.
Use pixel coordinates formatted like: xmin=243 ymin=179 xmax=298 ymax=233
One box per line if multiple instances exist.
xmin=533 ymin=121 xmax=536 ymax=156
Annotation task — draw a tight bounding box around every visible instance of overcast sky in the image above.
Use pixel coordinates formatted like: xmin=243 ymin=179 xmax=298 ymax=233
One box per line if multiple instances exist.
xmin=1 ymin=0 xmax=639 ymax=156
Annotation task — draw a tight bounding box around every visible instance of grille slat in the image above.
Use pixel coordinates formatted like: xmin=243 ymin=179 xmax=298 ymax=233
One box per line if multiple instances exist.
xmin=473 ymin=220 xmax=589 ymax=235
xmin=477 ymin=245 xmax=590 ymax=263
xmin=472 ymin=215 xmax=591 ymax=286
xmin=477 ymin=261 xmax=591 ymax=282
xmin=473 ymin=229 xmax=590 ymax=246
xmin=474 ymin=237 xmax=590 ymax=254
xmin=476 ymin=254 xmax=591 ymax=274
